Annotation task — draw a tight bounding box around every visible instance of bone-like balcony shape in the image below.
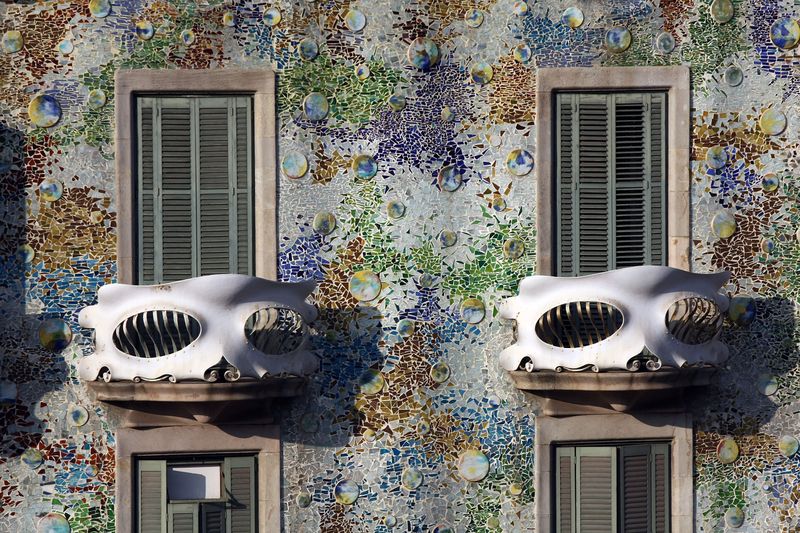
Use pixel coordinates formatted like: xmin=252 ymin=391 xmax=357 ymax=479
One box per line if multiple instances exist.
xmin=79 ymin=274 xmax=318 ymax=383
xmin=78 ymin=275 xmax=319 ymax=426
xmin=499 ymin=266 xmax=731 ymax=414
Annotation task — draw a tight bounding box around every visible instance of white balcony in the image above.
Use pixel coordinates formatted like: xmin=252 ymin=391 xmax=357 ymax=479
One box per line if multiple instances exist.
xmin=77 ymin=274 xmax=318 ymax=426
xmin=499 ymin=266 xmax=730 ymax=414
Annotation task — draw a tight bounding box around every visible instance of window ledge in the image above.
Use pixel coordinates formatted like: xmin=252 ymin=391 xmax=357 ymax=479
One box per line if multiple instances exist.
xmin=87 ymin=378 xmax=306 ymax=427
xmin=508 ymin=367 xmax=717 ymax=416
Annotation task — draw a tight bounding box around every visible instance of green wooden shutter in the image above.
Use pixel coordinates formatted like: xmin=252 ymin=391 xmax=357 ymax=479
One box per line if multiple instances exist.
xmin=557 ymin=444 xmax=670 ymax=532
xmin=168 ymin=503 xmax=198 ymax=533
xmin=652 ymin=444 xmax=670 ymax=533
xmin=556 ymin=94 xmax=576 ymax=276
xmin=235 ymin=102 xmax=253 ymax=275
xmin=555 ymin=92 xmax=666 ymax=276
xmin=138 ymin=100 xmax=157 ymax=284
xmin=201 ymin=502 xmax=227 ymax=533
xmin=556 ymin=447 xmax=576 ymax=533
xmin=137 ymin=96 xmax=253 ymax=284
xmin=621 ymin=445 xmax=650 ymax=533
xmin=225 ymin=456 xmax=256 ymax=533
xmin=138 ymin=460 xmax=167 ymax=533
xmin=576 ymin=446 xmax=617 ymax=533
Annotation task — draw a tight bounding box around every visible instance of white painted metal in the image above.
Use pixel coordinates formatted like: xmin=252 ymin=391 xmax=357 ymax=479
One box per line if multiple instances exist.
xmin=499 ymin=266 xmax=730 ymax=372
xmin=78 ymin=275 xmax=318 ymax=382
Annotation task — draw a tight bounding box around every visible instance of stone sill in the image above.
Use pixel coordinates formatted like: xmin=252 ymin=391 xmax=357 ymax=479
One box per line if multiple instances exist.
xmin=507 ymin=367 xmax=717 ymax=416
xmin=86 ymin=378 xmax=306 ymax=427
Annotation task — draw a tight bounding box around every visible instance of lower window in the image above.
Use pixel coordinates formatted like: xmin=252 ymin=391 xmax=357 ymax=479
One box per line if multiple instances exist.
xmin=137 ymin=455 xmax=256 ymax=533
xmin=555 ymin=442 xmax=670 ymax=533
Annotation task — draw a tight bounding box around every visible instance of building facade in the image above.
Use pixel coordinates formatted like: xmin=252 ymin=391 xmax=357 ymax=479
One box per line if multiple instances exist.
xmin=1 ymin=0 xmax=799 ymax=532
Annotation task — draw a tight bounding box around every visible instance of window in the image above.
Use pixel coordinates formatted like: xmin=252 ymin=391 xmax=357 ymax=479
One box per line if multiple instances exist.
xmin=535 ymin=66 xmax=690 ymax=275
xmin=554 ymin=92 xmax=666 ymax=276
xmin=115 ymin=69 xmax=277 ymax=284
xmin=137 ymin=455 xmax=256 ymax=533
xmin=136 ymin=96 xmax=253 ymax=284
xmin=555 ymin=443 xmax=670 ymax=533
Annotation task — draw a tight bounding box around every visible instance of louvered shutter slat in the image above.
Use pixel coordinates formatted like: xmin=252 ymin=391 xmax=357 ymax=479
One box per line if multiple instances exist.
xmin=235 ymin=104 xmax=252 ymax=275
xmin=199 ymin=192 xmax=232 ymax=274
xmin=226 ymin=456 xmax=255 ymax=533
xmin=649 ymin=94 xmax=666 ymax=266
xmin=160 ymin=106 xmax=192 ymax=191
xmin=557 ymin=94 xmax=576 ymax=276
xmin=202 ymin=503 xmax=226 ymax=533
xmin=138 ymin=460 xmax=166 ymax=533
xmin=577 ymin=95 xmax=611 ymax=274
xmin=556 ymin=448 xmax=575 ymax=533
xmin=614 ymin=95 xmax=648 ymax=268
xmin=577 ymin=447 xmax=616 ymax=533
xmin=138 ymin=101 xmax=156 ymax=284
xmin=653 ymin=444 xmax=670 ymax=533
xmin=168 ymin=503 xmax=197 ymax=533
xmin=622 ymin=445 xmax=650 ymax=533
xmin=199 ymin=105 xmax=230 ymax=190
xmin=162 ymin=193 xmax=194 ymax=282
xmin=198 ymin=101 xmax=231 ymax=276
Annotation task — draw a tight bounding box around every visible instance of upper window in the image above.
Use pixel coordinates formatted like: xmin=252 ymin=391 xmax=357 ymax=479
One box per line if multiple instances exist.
xmin=534 ymin=66 xmax=691 ymax=275
xmin=136 ymin=95 xmax=253 ymax=284
xmin=114 ymin=69 xmax=277 ymax=284
xmin=556 ymin=442 xmax=670 ymax=533
xmin=554 ymin=92 xmax=666 ymax=276
xmin=137 ymin=455 xmax=256 ymax=533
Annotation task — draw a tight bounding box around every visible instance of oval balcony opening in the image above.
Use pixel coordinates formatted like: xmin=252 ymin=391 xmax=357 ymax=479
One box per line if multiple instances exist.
xmin=245 ymin=307 xmax=306 ymax=355
xmin=113 ymin=310 xmax=201 ymax=358
xmin=665 ymin=297 xmax=723 ymax=345
xmin=535 ymin=301 xmax=623 ymax=348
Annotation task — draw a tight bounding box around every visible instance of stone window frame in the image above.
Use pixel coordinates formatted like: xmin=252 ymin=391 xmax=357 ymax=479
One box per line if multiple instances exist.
xmin=116 ymin=424 xmax=280 ymax=533
xmin=534 ymin=66 xmax=691 ymax=275
xmin=114 ymin=69 xmax=277 ymax=283
xmin=535 ymin=413 xmax=694 ymax=532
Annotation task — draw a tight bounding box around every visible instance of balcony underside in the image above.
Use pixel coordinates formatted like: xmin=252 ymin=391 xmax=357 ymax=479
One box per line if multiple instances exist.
xmin=507 ymin=367 xmax=717 ymax=416
xmin=87 ymin=378 xmax=306 ymax=428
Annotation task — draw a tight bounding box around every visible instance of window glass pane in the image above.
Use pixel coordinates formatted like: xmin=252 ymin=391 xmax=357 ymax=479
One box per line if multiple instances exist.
xmin=167 ymin=465 xmax=221 ymax=500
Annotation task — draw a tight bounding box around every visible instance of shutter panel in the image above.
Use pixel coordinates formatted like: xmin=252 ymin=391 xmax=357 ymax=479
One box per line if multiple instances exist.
xmin=225 ymin=456 xmax=256 ymax=533
xmin=202 ymin=503 xmax=227 ymax=533
xmin=621 ymin=445 xmax=650 ymax=533
xmin=556 ymin=447 xmax=575 ymax=533
xmin=614 ymin=94 xmax=648 ymax=268
xmin=576 ymin=446 xmax=617 ymax=533
xmin=235 ymin=100 xmax=253 ymax=275
xmin=159 ymin=99 xmax=194 ymax=282
xmin=138 ymin=460 xmax=167 ymax=533
xmin=137 ymin=96 xmax=253 ymax=284
xmin=556 ymin=93 xmax=576 ymax=277
xmin=576 ymin=94 xmax=612 ymax=275
xmin=138 ymin=99 xmax=156 ymax=284
xmin=652 ymin=444 xmax=670 ymax=533
xmin=197 ymin=97 xmax=253 ymax=277
xmin=168 ymin=503 xmax=198 ymax=533
xmin=198 ymin=98 xmax=231 ymax=276
xmin=555 ymin=92 xmax=667 ymax=276
xmin=648 ymin=94 xmax=666 ymax=266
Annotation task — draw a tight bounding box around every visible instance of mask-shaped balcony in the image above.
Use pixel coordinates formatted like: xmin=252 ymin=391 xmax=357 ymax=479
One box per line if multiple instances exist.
xmin=78 ymin=275 xmax=318 ymax=426
xmin=499 ymin=266 xmax=730 ymax=415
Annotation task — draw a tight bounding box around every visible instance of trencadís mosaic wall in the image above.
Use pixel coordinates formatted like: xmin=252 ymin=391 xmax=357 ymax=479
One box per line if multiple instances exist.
xmin=1 ymin=0 xmax=800 ymax=531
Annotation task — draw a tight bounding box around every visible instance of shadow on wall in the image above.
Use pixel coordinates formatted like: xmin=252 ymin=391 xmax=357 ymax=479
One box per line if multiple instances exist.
xmin=267 ymin=303 xmax=388 ymax=450
xmin=0 ymin=124 xmax=67 ymax=461
xmin=691 ymin=295 xmax=799 ymax=527
xmin=0 ymin=122 xmax=72 ymax=462
xmin=693 ymin=296 xmax=797 ymax=431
